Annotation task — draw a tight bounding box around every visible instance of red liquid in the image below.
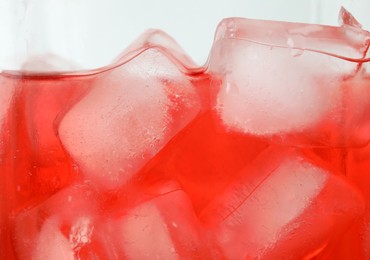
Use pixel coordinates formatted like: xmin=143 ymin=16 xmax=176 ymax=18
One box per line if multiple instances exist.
xmin=0 ymin=67 xmax=368 ymax=259
xmin=0 ymin=73 xmax=92 ymax=259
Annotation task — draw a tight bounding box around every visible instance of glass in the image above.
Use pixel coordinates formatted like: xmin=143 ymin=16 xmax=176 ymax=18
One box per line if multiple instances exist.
xmin=1 ymin=2 xmax=370 ymax=259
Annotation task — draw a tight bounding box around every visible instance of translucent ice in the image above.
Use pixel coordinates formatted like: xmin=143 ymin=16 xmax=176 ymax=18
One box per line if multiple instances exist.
xmin=59 ymin=33 xmax=201 ymax=190
xmin=208 ymin=16 xmax=370 ymax=146
xmin=200 ymin=148 xmax=364 ymax=259
xmin=116 ymin=29 xmax=201 ymax=73
xmin=12 ymin=184 xmax=100 ymax=259
xmin=32 ymin=218 xmax=74 ymax=260
xmin=103 ymin=189 xmax=214 ymax=259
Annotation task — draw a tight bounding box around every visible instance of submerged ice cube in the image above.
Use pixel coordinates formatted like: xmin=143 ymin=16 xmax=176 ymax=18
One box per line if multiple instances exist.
xmin=103 ymin=189 xmax=216 ymax=259
xmin=11 ymin=184 xmax=101 ymax=260
xmin=200 ymin=148 xmax=364 ymax=259
xmin=32 ymin=218 xmax=74 ymax=260
xmin=208 ymin=16 xmax=370 ymax=147
xmin=59 ymin=37 xmax=201 ymax=190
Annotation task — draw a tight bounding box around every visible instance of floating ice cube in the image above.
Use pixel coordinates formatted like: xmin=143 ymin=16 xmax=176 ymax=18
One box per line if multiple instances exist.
xmin=116 ymin=29 xmax=200 ymax=73
xmin=209 ymin=16 xmax=370 ymax=143
xmin=200 ymin=148 xmax=364 ymax=259
xmin=59 ymin=46 xmax=201 ymax=190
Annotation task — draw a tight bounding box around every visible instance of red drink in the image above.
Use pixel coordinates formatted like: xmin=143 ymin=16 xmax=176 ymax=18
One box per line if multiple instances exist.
xmin=1 ymin=9 xmax=370 ymax=259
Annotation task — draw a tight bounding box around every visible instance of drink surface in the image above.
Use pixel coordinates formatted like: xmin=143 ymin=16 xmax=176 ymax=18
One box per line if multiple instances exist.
xmin=1 ymin=9 xmax=370 ymax=259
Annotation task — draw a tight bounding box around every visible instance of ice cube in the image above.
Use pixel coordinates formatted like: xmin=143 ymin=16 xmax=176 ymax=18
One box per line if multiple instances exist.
xmin=302 ymin=144 xmax=370 ymax=258
xmin=343 ymin=143 xmax=370 ymax=258
xmin=115 ymin=203 xmax=178 ymax=259
xmin=32 ymin=218 xmax=74 ymax=260
xmin=115 ymin=29 xmax=201 ymax=73
xmin=208 ymin=17 xmax=370 ymax=146
xmin=200 ymin=148 xmax=364 ymax=259
xmin=11 ymin=184 xmax=101 ymax=259
xmin=58 ymin=47 xmax=201 ymax=190
xmin=103 ymin=189 xmax=216 ymax=259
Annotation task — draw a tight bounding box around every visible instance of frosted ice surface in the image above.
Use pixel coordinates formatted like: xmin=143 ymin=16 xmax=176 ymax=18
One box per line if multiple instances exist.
xmin=215 ymin=42 xmax=333 ymax=135
xmin=69 ymin=217 xmax=94 ymax=252
xmin=12 ymin=184 xmax=99 ymax=259
xmin=104 ymin=189 xmax=210 ymax=259
xmin=210 ymin=17 xmax=370 ymax=136
xmin=200 ymin=151 xmax=328 ymax=259
xmin=116 ymin=29 xmax=199 ymax=72
xmin=220 ymin=158 xmax=327 ymax=248
xmin=59 ymin=48 xmax=200 ymax=190
xmin=117 ymin=203 xmax=178 ymax=260
xmin=32 ymin=218 xmax=74 ymax=260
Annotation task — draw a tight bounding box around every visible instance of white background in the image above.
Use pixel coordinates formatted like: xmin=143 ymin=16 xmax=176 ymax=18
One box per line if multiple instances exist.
xmin=0 ymin=0 xmax=369 ymax=70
